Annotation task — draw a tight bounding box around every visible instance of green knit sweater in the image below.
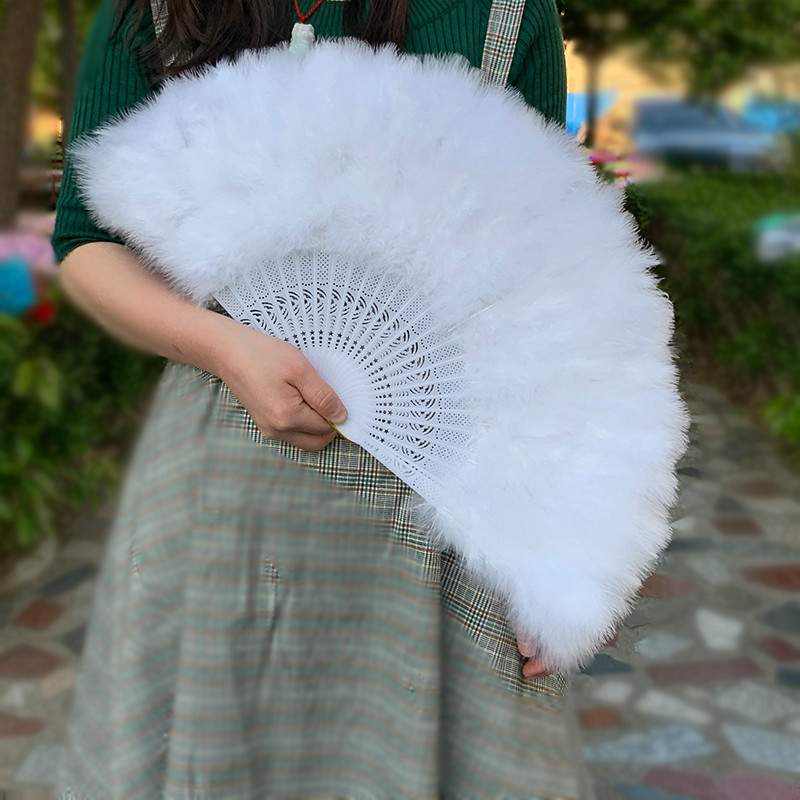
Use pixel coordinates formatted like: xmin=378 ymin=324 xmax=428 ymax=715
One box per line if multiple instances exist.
xmin=53 ymin=0 xmax=567 ymax=263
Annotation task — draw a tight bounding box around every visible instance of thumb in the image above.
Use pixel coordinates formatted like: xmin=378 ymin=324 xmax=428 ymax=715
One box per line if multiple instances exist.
xmin=295 ymin=366 xmax=348 ymax=425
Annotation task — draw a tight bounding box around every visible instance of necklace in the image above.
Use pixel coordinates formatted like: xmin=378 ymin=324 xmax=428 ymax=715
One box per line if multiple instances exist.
xmin=290 ymin=0 xmax=349 ymax=53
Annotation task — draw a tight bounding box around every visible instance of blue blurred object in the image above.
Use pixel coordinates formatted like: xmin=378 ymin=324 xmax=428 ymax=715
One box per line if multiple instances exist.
xmin=566 ymin=91 xmax=618 ymax=138
xmin=0 ymin=254 xmax=37 ymax=315
xmin=754 ymin=211 xmax=800 ymax=264
xmin=742 ymin=98 xmax=800 ymax=134
xmin=632 ymin=98 xmax=788 ymax=171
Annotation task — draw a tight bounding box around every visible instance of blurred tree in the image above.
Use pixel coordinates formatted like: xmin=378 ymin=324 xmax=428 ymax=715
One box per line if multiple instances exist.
xmin=557 ymin=1 xmax=687 ymax=147
xmin=34 ymin=0 xmax=102 ymax=141
xmin=0 ymin=0 xmax=47 ymax=226
xmin=648 ymin=0 xmax=800 ymax=100
xmin=0 ymin=0 xmax=103 ymax=225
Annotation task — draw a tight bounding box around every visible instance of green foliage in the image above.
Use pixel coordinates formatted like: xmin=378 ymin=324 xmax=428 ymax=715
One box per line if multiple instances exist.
xmin=32 ymin=0 xmax=103 ymax=112
xmin=558 ymin=0 xmax=800 ymax=100
xmin=1 ymin=289 xmax=162 ymax=555
xmin=626 ymin=160 xmax=800 ymax=447
xmin=557 ymin=0 xmax=683 ymax=59
xmin=647 ymin=0 xmax=800 ymax=99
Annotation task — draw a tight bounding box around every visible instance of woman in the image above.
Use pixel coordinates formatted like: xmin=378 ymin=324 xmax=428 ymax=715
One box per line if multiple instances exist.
xmin=54 ymin=1 xmax=589 ymax=797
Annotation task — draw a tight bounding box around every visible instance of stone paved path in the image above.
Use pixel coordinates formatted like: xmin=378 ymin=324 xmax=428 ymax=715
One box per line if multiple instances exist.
xmin=571 ymin=381 xmax=800 ymax=800
xmin=1 ymin=380 xmax=800 ymax=798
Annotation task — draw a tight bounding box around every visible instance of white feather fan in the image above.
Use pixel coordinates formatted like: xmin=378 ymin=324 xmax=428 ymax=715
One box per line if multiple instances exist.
xmin=71 ymin=39 xmax=690 ymax=673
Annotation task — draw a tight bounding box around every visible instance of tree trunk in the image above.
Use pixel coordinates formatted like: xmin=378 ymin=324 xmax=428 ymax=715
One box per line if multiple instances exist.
xmin=584 ymin=52 xmax=602 ymax=150
xmin=0 ymin=0 xmax=47 ymax=228
xmin=60 ymin=0 xmax=77 ymax=148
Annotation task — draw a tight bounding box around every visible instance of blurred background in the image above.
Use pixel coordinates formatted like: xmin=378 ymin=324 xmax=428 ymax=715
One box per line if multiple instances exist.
xmin=1 ymin=2 xmax=800 ymax=797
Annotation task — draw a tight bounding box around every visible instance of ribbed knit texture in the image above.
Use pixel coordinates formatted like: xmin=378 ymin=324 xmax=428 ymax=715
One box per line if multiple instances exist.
xmin=53 ymin=0 xmax=567 ymax=263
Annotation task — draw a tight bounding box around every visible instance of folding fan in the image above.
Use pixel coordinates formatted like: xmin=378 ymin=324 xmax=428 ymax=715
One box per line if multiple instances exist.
xmin=72 ymin=40 xmax=691 ymax=673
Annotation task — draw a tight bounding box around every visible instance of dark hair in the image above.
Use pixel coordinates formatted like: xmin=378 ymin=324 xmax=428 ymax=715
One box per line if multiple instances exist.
xmin=119 ymin=0 xmax=410 ymax=78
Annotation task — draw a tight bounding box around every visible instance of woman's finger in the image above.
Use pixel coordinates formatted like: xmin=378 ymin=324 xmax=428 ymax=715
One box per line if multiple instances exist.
xmin=280 ymin=429 xmax=338 ymax=452
xmin=516 ymin=634 xmax=537 ymax=658
xmin=522 ymin=657 xmax=550 ymax=678
xmin=291 ymin=362 xmax=348 ymax=425
xmin=284 ymin=401 xmax=341 ymax=436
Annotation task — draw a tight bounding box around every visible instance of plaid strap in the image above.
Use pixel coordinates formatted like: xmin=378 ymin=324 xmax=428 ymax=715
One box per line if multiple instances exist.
xmin=149 ymin=0 xmax=172 ymax=67
xmin=480 ymin=0 xmax=527 ymax=87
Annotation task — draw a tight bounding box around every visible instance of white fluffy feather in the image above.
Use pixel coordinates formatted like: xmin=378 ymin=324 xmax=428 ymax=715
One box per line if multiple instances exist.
xmin=72 ymin=39 xmax=690 ymax=673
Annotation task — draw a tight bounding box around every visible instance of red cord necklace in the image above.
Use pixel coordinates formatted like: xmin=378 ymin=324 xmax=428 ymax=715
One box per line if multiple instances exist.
xmin=290 ymin=0 xmax=347 ymax=53
xmin=293 ymin=0 xmax=327 ymax=24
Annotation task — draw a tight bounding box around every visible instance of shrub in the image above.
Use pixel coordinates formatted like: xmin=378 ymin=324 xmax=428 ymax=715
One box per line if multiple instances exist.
xmin=626 ymin=161 xmax=800 ymax=455
xmin=1 ymin=287 xmax=162 ymax=555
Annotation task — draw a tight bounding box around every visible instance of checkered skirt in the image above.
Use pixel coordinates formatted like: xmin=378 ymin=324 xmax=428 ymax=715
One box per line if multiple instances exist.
xmin=55 ymin=360 xmax=586 ymax=800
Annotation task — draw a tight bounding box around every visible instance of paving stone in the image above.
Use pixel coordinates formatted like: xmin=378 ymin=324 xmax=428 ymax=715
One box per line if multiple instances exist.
xmin=677 ymin=467 xmax=701 ymax=478
xmin=733 ymin=478 xmax=785 ymax=498
xmin=60 ymin=624 xmax=87 ymax=657
xmin=776 ymin=668 xmax=800 ymax=690
xmin=582 ymin=723 xmax=714 ymax=764
xmin=618 ymin=784 xmax=693 ymax=800
xmin=642 ymin=767 xmax=719 ymax=800
xmin=579 ymin=707 xmax=624 ymax=729
xmin=627 ymin=596 xmax=696 ymax=628
xmin=759 ymin=602 xmax=800 ymax=636
xmin=742 ymin=564 xmax=800 ymax=592
xmin=674 ymin=489 xmax=705 ymax=514
xmin=679 ymin=687 xmax=712 ymax=703
xmin=0 ymin=683 xmax=31 ymax=709
xmin=712 ymin=681 xmax=800 ymax=723
xmin=707 ymin=585 xmax=761 ymax=613
xmin=665 ymin=537 xmax=715 ymax=553
xmin=695 ymin=609 xmax=744 ymax=650
xmin=0 ymin=604 xmax=13 ymax=627
xmin=670 ymin=517 xmax=697 ymax=535
xmin=40 ymin=665 xmax=77 ymax=700
xmin=39 ymin=563 xmax=97 ymax=599
xmin=0 ymin=711 xmax=44 ymax=737
xmin=720 ymin=541 xmax=800 ymax=559
xmin=639 ymin=574 xmax=694 ymax=599
xmin=635 ymin=689 xmax=712 ymax=726
xmin=13 ymin=742 xmax=64 ymax=784
xmin=721 ymin=724 xmax=800 ymax=773
xmin=591 ymin=679 xmax=635 ymax=705
xmin=646 ymin=657 xmax=762 ymax=685
xmin=60 ymin=538 xmax=103 ymax=562
xmin=715 ymin=496 xmax=745 ymax=514
xmin=712 ymin=517 xmax=763 ymax=537
xmin=579 ymin=654 xmax=633 ymax=676
xmin=684 ymin=554 xmax=733 ymax=585
xmin=12 ymin=596 xmax=65 ymax=631
xmin=635 ymin=633 xmax=693 ymax=661
xmin=0 ymin=538 xmax=57 ymax=596
xmin=0 ymin=644 xmax=62 ymax=678
xmin=785 ymin=717 xmax=800 ymax=733
xmin=717 ymin=773 xmax=800 ymax=800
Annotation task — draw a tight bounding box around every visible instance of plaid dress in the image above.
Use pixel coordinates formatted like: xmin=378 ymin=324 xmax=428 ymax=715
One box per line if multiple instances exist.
xmin=56 ymin=361 xmax=587 ymax=800
xmin=55 ymin=2 xmax=589 ymax=798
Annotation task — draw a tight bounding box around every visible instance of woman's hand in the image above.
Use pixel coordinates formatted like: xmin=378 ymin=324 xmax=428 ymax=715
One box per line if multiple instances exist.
xmin=58 ymin=243 xmax=345 ymax=454
xmin=219 ymin=323 xmax=347 ymax=452
xmin=517 ymin=634 xmax=549 ymax=678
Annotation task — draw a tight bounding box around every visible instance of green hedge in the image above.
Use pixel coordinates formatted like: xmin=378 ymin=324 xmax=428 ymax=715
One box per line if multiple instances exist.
xmin=1 ymin=290 xmax=163 ymax=555
xmin=625 ymin=161 xmax=800 ymax=450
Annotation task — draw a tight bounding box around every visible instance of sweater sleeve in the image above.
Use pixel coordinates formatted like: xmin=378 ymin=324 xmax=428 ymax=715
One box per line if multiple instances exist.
xmin=52 ymin=0 xmax=157 ymax=263
xmin=507 ymin=0 xmax=567 ymax=127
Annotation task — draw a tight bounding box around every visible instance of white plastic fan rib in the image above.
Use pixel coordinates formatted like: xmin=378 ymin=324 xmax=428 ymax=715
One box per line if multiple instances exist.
xmin=214 ymin=251 xmax=474 ymax=508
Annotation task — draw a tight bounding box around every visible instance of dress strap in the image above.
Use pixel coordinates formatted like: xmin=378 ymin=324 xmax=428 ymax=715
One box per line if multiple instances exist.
xmin=480 ymin=0 xmax=527 ymax=87
xmin=149 ymin=0 xmax=173 ymax=68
